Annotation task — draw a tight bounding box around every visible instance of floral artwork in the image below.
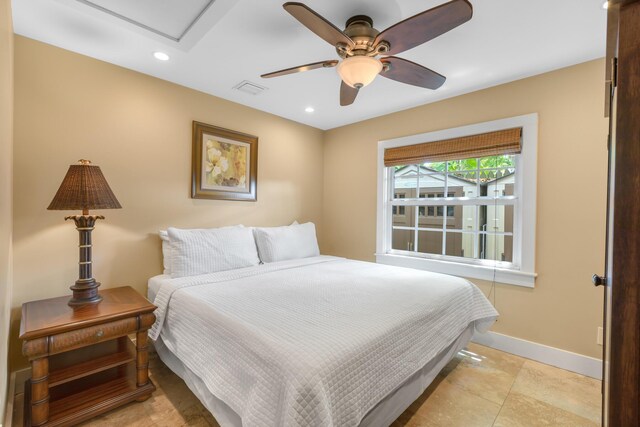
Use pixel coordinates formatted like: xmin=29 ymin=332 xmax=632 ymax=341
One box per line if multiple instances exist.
xmin=192 ymin=122 xmax=258 ymax=201
xmin=203 ymin=136 xmax=248 ymax=190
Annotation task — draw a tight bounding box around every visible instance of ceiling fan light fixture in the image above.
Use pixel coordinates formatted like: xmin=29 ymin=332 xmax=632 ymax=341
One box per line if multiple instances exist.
xmin=337 ymin=56 xmax=383 ymax=89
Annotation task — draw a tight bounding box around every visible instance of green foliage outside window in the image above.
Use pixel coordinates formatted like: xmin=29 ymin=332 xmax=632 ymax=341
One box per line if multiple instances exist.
xmin=394 ymin=156 xmax=515 ymax=182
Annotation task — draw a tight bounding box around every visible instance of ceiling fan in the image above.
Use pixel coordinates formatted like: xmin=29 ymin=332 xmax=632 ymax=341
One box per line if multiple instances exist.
xmin=261 ymin=0 xmax=473 ymax=106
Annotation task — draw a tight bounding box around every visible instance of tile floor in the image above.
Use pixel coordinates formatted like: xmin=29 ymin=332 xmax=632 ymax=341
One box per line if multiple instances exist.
xmin=13 ymin=343 xmax=602 ymax=427
xmin=392 ymin=343 xmax=601 ymax=427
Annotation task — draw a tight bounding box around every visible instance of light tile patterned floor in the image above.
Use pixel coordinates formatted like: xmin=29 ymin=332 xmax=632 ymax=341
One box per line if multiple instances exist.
xmin=74 ymin=343 xmax=601 ymax=427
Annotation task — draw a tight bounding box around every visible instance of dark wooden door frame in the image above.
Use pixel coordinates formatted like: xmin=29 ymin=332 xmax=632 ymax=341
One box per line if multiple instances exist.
xmin=605 ymin=1 xmax=640 ymax=425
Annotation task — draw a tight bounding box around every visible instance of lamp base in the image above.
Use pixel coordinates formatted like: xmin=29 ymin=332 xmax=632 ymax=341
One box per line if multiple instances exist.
xmin=68 ymin=280 xmax=103 ymax=306
xmin=65 ymin=214 xmax=105 ymax=307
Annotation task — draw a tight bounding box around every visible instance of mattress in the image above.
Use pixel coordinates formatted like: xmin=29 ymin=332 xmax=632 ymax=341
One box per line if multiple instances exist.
xmin=149 ymin=256 xmax=497 ymax=427
xmin=147 ymin=273 xmax=167 ymax=303
xmin=154 ymin=324 xmax=475 ymax=427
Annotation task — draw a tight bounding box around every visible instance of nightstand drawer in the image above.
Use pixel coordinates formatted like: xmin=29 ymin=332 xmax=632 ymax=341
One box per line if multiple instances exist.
xmin=48 ymin=317 xmax=138 ymax=355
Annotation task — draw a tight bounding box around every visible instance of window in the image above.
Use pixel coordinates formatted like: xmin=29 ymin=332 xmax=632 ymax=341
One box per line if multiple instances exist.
xmin=391 ymin=158 xmax=515 ymax=261
xmin=376 ymin=114 xmax=538 ymax=287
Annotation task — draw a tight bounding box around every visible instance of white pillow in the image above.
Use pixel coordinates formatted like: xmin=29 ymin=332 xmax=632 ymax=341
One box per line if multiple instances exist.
xmin=159 ymin=230 xmax=171 ymax=275
xmin=167 ymin=226 xmax=260 ymax=278
xmin=253 ymin=222 xmax=320 ymax=263
xmin=160 ymin=225 xmax=251 ymax=275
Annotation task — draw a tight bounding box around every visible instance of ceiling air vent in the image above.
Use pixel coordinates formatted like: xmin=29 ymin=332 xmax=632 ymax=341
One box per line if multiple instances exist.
xmin=234 ymin=81 xmax=268 ymax=95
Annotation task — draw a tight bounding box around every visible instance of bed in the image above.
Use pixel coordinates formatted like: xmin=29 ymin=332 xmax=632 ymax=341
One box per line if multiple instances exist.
xmin=148 ymin=254 xmax=498 ymax=427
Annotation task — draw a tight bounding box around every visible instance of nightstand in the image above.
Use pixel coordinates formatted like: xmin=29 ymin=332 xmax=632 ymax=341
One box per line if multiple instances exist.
xmin=19 ymin=286 xmax=157 ymax=427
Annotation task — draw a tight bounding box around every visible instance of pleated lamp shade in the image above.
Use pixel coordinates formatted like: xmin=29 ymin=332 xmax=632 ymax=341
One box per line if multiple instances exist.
xmin=47 ymin=160 xmax=122 ymax=211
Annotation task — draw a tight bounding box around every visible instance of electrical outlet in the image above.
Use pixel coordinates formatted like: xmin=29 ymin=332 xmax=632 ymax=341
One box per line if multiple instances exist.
xmin=597 ymin=327 xmax=604 ymax=346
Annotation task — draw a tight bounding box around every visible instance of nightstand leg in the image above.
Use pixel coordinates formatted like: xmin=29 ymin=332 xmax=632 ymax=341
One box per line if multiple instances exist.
xmin=136 ymin=330 xmax=149 ymax=387
xmin=30 ymin=357 xmax=49 ymax=426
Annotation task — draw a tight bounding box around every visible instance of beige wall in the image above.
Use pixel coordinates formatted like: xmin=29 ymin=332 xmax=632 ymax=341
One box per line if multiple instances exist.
xmin=10 ymin=36 xmax=325 ymax=368
xmin=7 ymin=35 xmax=607 ymax=371
xmin=0 ymin=0 xmax=13 ymax=419
xmin=322 ymin=59 xmax=608 ymax=359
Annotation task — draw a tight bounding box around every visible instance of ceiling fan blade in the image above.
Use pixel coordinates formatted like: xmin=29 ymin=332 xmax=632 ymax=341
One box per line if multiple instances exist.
xmin=380 ymin=56 xmax=446 ymax=89
xmin=261 ymin=60 xmax=338 ymax=78
xmin=284 ymin=2 xmax=354 ymax=48
xmin=375 ymin=0 xmax=472 ymax=56
xmin=340 ymin=81 xmax=359 ymax=106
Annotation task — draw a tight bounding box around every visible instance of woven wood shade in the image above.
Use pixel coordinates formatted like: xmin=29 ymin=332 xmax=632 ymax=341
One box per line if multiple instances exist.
xmin=48 ymin=160 xmax=122 ymax=211
xmin=384 ymin=127 xmax=522 ymax=167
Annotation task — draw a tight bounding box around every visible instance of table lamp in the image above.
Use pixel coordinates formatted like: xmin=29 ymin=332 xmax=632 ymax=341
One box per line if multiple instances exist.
xmin=47 ymin=159 xmax=122 ymax=306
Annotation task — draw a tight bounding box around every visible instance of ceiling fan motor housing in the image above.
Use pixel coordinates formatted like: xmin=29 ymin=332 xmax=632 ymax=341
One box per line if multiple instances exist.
xmin=337 ymin=15 xmax=389 ymax=58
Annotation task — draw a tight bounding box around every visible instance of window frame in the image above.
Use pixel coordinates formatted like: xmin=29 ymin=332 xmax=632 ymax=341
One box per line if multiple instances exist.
xmin=376 ymin=114 xmax=538 ymax=287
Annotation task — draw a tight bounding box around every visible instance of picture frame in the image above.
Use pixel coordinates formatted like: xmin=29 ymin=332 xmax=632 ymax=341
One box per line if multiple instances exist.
xmin=191 ymin=121 xmax=258 ymax=201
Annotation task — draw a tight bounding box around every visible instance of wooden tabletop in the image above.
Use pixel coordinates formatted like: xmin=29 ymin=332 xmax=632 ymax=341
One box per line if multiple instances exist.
xmin=20 ymin=286 xmax=156 ymax=340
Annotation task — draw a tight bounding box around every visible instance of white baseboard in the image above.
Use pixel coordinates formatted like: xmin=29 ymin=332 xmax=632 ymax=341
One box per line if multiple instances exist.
xmin=4 ymin=368 xmax=30 ymax=427
xmin=472 ymin=331 xmax=603 ymax=380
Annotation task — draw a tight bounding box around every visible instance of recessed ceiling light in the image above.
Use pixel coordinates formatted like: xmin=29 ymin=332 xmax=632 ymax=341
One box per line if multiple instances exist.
xmin=153 ymin=51 xmax=170 ymax=61
xmin=305 ymin=106 xmax=315 ymax=113
xmin=601 ymin=1 xmax=609 ymax=9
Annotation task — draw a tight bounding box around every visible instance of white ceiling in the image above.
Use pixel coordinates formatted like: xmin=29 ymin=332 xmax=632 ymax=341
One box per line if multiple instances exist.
xmin=78 ymin=0 xmax=215 ymax=41
xmin=12 ymin=0 xmax=607 ymax=130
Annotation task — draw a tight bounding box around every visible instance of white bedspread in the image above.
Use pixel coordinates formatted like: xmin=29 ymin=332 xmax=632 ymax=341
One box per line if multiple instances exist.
xmin=150 ymin=256 xmax=498 ymax=427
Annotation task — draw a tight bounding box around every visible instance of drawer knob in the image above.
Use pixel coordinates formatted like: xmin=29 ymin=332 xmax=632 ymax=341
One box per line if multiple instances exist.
xmin=96 ymin=330 xmax=104 ymax=338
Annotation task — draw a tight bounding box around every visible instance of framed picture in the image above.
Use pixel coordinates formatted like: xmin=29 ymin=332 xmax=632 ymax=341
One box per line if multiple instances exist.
xmin=191 ymin=121 xmax=258 ymax=201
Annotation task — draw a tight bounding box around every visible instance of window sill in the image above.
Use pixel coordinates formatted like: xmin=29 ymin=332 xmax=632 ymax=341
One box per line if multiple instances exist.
xmin=375 ymin=253 xmax=536 ymax=288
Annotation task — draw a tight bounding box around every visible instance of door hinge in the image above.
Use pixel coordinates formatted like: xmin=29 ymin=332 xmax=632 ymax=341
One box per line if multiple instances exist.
xmin=611 ymin=57 xmax=618 ymax=88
